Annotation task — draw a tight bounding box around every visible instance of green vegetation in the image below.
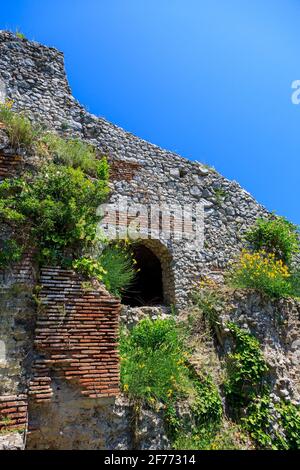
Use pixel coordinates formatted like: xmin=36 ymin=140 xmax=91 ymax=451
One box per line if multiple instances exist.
xmin=228 ymin=216 xmax=300 ymax=299
xmin=224 ymin=323 xmax=300 ymax=449
xmin=0 ymin=100 xmax=38 ymax=150
xmin=0 ymin=239 xmax=23 ymax=268
xmin=245 ymin=216 xmax=299 ymax=265
xmin=224 ymin=322 xmax=268 ymax=408
xmin=15 ymin=30 xmax=26 ymax=40
xmin=120 ymin=317 xmax=230 ymax=449
xmin=0 ymin=101 xmax=138 ymax=298
xmin=171 ymin=420 xmax=250 ymax=450
xmin=191 ymin=277 xmax=300 ymax=450
xmin=166 ymin=372 xmax=223 ymax=450
xmin=72 ymin=243 xmax=136 ymax=298
xmin=117 ymin=217 xmax=300 ymax=450
xmin=0 ymin=100 xmax=109 ymax=178
xmin=243 ymin=395 xmax=300 ymax=450
xmin=191 ymin=278 xmax=224 ymax=337
xmin=39 ymin=133 xmax=109 ymax=178
xmin=99 ymin=243 xmax=136 ymax=297
xmin=120 ymin=318 xmax=189 ymax=404
xmin=72 ymin=256 xmax=107 ymax=281
xmin=213 ymin=188 xmax=227 ymax=205
xmin=228 ymin=250 xmax=293 ymax=298
xmin=0 ymin=164 xmax=109 ymax=267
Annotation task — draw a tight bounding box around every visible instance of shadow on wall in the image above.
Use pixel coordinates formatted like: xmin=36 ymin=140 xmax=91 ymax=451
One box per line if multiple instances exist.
xmin=121 ymin=240 xmax=175 ymax=307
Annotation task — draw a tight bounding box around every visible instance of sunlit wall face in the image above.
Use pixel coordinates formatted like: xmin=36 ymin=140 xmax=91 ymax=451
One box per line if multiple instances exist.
xmin=1 ymin=0 xmax=300 ymax=223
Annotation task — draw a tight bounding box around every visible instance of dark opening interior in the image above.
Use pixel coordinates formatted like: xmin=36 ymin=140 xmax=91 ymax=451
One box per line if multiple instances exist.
xmin=122 ymin=244 xmax=164 ymax=307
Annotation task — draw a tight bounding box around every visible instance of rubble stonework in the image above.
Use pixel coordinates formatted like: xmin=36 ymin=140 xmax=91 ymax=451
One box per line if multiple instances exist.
xmin=0 ymin=31 xmax=300 ymax=450
xmin=0 ymin=30 xmax=269 ymax=307
xmin=219 ymin=290 xmax=300 ymax=404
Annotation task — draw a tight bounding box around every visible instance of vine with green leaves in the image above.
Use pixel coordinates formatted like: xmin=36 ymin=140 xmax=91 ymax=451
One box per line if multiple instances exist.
xmin=224 ymin=322 xmax=300 ymax=449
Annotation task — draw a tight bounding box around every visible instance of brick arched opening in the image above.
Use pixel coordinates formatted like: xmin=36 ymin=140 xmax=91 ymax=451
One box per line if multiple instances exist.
xmin=121 ymin=240 xmax=175 ymax=307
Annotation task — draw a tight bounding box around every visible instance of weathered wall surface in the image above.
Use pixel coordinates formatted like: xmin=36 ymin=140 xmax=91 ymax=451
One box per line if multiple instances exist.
xmin=27 ymin=381 xmax=169 ymax=450
xmin=29 ymin=267 xmax=120 ymax=402
xmin=27 ymin=382 xmax=132 ymax=450
xmin=0 ymin=30 xmax=269 ymax=307
xmin=0 ymin=251 xmax=36 ymax=395
xmin=219 ymin=290 xmax=300 ymax=404
xmin=0 ymin=394 xmax=28 ymax=432
xmin=0 ymin=257 xmax=122 ymax=449
xmin=0 ymin=253 xmax=36 ymax=449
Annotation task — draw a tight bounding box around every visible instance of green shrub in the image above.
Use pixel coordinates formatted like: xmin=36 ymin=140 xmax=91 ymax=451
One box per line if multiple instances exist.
xmin=213 ymin=188 xmax=227 ymax=205
xmin=39 ymin=133 xmax=108 ymax=178
xmin=242 ymin=395 xmax=278 ymax=449
xmin=120 ymin=318 xmax=190 ymax=404
xmin=0 ymin=101 xmax=38 ymax=150
xmin=0 ymin=100 xmax=14 ymax=123
xmin=120 ymin=317 xmax=225 ymax=450
xmin=228 ymin=250 xmax=293 ymax=298
xmin=190 ymin=373 xmax=222 ymax=427
xmin=99 ymin=243 xmax=136 ymax=297
xmin=0 ymin=164 xmax=109 ymax=266
xmin=172 ymin=423 xmax=218 ymax=450
xmin=245 ymin=217 xmax=299 ymax=265
xmin=72 ymin=256 xmax=106 ymax=281
xmin=223 ymin=323 xmax=300 ymax=449
xmin=224 ymin=322 xmax=269 ymax=407
xmin=290 ymin=269 xmax=300 ymax=298
xmin=0 ymin=239 xmax=23 ymax=268
xmin=172 ymin=421 xmax=249 ymax=450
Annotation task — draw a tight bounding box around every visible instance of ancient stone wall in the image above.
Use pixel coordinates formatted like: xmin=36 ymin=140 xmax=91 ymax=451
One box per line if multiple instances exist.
xmin=219 ymin=290 xmax=300 ymax=404
xmin=0 ymin=254 xmax=36 ymax=398
xmin=0 ymin=260 xmax=122 ymax=448
xmin=0 ymin=30 xmax=269 ymax=307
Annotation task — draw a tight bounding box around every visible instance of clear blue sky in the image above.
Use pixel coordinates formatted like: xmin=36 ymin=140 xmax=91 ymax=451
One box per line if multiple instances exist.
xmin=1 ymin=1 xmax=300 ymax=223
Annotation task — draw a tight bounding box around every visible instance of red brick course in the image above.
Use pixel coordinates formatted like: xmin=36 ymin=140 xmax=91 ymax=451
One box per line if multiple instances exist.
xmin=29 ymin=267 xmax=121 ymax=402
xmin=0 ymin=395 xmax=28 ymax=432
xmin=0 ymin=151 xmax=22 ymax=179
xmin=109 ymin=159 xmax=141 ymax=182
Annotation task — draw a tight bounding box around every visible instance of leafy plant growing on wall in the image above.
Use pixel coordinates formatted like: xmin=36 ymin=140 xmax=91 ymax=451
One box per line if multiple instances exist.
xmin=0 ymin=102 xmax=138 ymax=297
xmin=245 ymin=216 xmax=300 ymax=265
xmin=38 ymin=133 xmax=109 ymax=178
xmin=228 ymin=250 xmax=293 ymax=298
xmin=224 ymin=322 xmax=269 ymax=408
xmin=0 ymin=100 xmax=39 ymax=150
xmin=227 ymin=216 xmax=300 ymax=299
xmin=0 ymin=163 xmax=109 ymax=267
xmin=99 ymin=243 xmax=136 ymax=298
xmin=224 ymin=323 xmax=300 ymax=449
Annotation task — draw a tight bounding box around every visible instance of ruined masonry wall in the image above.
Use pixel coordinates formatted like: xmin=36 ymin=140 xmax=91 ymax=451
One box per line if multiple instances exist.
xmin=0 ymin=395 xmax=27 ymax=433
xmin=29 ymin=267 xmax=120 ymax=402
xmin=0 ymin=261 xmax=121 ymax=446
xmin=220 ymin=291 xmax=300 ymax=404
xmin=0 ymin=30 xmax=269 ymax=306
